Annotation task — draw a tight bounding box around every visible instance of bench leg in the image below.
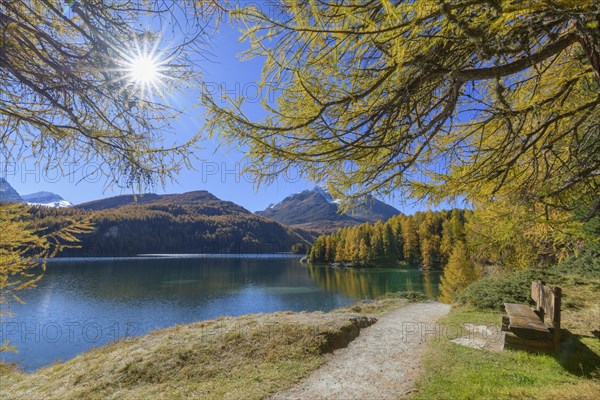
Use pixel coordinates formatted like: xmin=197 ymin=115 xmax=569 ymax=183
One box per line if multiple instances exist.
xmin=501 ymin=315 xmax=510 ymax=332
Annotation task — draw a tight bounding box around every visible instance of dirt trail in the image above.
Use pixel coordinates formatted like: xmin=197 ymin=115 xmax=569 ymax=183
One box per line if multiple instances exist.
xmin=271 ymin=302 xmax=451 ymax=400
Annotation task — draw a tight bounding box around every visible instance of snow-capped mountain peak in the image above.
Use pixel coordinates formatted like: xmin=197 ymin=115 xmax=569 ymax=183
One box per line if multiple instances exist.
xmin=22 ymin=191 xmax=73 ymax=208
xmin=312 ymin=185 xmax=336 ymax=204
xmin=29 ymin=200 xmax=73 ymax=208
xmin=257 ymin=184 xmax=401 ymax=230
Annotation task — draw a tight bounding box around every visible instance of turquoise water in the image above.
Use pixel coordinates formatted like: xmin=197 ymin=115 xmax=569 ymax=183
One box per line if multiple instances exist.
xmin=0 ymin=255 xmax=439 ymax=371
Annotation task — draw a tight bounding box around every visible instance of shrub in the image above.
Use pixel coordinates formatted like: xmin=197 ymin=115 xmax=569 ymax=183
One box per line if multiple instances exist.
xmin=456 ymin=269 xmax=561 ymax=310
xmin=384 ymin=290 xmax=431 ymax=303
xmin=553 ymin=245 xmax=600 ymax=279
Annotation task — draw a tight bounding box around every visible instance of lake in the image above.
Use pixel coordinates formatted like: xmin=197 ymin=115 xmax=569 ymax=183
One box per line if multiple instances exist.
xmin=0 ymin=255 xmax=439 ymax=371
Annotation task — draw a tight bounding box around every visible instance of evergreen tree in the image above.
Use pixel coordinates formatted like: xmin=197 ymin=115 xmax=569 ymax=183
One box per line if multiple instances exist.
xmin=383 ymin=223 xmax=397 ymax=259
xmin=402 ymin=217 xmax=421 ymax=266
xmin=358 ymin=239 xmax=370 ymax=265
xmin=325 ymin=236 xmax=335 ymax=263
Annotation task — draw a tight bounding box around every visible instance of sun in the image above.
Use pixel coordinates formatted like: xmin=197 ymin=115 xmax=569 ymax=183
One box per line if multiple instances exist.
xmin=113 ymin=35 xmax=174 ymax=100
xmin=127 ymin=54 xmax=160 ymax=85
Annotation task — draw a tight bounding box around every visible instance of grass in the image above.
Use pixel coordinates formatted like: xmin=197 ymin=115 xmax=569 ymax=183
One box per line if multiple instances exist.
xmin=412 ymin=280 xmax=600 ymax=400
xmin=0 ymin=298 xmax=407 ymax=400
xmin=335 ymin=290 xmax=433 ymax=315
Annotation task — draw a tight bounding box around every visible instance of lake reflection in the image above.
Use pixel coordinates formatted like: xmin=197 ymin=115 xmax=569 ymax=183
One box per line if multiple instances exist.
xmin=0 ymin=255 xmax=438 ymax=371
xmin=306 ymin=263 xmax=439 ymax=299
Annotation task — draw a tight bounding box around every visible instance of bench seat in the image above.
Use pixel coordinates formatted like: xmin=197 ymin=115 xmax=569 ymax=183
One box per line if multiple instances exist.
xmin=503 ymin=303 xmax=553 ymax=340
xmin=502 ymin=282 xmax=561 ymax=353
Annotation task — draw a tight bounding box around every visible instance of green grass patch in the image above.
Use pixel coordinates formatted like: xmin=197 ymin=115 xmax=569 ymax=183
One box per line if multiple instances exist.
xmin=414 ymin=282 xmax=600 ymax=400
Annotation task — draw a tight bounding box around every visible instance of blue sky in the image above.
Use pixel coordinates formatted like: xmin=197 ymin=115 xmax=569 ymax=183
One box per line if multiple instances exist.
xmin=2 ymin=11 xmax=454 ymax=215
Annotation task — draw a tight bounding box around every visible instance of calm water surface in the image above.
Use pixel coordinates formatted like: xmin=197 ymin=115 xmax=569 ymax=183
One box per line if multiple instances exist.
xmin=0 ymin=255 xmax=439 ymax=371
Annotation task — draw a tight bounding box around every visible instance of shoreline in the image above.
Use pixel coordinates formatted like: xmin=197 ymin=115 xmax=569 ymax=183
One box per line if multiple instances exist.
xmin=0 ymin=295 xmax=415 ymax=399
xmin=37 ymin=253 xmax=304 ymax=263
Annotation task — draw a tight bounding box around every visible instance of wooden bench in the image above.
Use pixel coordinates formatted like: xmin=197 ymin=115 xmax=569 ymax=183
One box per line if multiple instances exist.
xmin=501 ymin=281 xmax=561 ymax=353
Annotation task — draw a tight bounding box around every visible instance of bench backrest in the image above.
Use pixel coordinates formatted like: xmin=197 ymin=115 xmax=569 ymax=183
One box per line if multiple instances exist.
xmin=531 ymin=281 xmax=561 ymax=350
xmin=531 ymin=281 xmax=561 ymax=323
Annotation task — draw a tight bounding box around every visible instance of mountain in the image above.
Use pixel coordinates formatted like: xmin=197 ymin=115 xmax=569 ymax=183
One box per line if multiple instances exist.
xmin=256 ymin=186 xmax=401 ymax=231
xmin=22 ymin=191 xmax=73 ymax=208
xmin=76 ymin=193 xmax=161 ymax=211
xmin=0 ymin=180 xmax=72 ymax=207
xmin=0 ymin=178 xmax=24 ymax=203
xmin=30 ymin=190 xmax=315 ymax=256
xmin=260 ymin=189 xmax=350 ymax=226
xmin=75 ymin=191 xmax=250 ymax=216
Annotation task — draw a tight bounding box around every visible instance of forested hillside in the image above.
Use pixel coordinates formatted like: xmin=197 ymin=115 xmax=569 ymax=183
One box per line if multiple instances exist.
xmin=308 ymin=209 xmax=467 ymax=271
xmin=27 ymin=191 xmax=314 ymax=256
xmin=309 ymin=203 xmax=598 ymax=302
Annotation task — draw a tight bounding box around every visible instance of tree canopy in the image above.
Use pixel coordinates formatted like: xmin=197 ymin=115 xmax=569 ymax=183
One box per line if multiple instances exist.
xmin=308 ymin=209 xmax=469 ymax=271
xmin=0 ymin=203 xmax=92 ymax=350
xmin=0 ymin=1 xmax=221 ymax=351
xmin=1 ymin=0 xmax=221 ymax=189
xmin=203 ymin=0 xmax=600 ymax=218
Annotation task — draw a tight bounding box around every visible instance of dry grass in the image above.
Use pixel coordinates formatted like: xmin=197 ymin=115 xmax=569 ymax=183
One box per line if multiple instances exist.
xmin=335 ymin=291 xmax=428 ymax=315
xmin=0 ymin=299 xmax=406 ymax=400
xmin=559 ymin=280 xmax=600 ymax=337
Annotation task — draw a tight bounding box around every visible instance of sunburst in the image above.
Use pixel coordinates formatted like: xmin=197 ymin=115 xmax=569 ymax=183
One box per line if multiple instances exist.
xmin=127 ymin=54 xmax=160 ymax=85
xmin=113 ymin=35 xmax=175 ymax=103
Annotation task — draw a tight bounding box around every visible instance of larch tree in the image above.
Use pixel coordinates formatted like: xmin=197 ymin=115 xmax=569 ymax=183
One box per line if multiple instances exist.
xmin=465 ymin=198 xmax=580 ymax=270
xmin=1 ymin=0 xmax=222 ymax=188
xmin=0 ymin=1 xmax=220 ymax=349
xmin=203 ymin=0 xmax=599 ymax=219
xmin=401 ymin=216 xmax=421 ymax=266
xmin=308 ymin=208 xmax=467 ymax=269
xmin=335 ymin=238 xmax=345 ymax=261
xmin=0 ymin=203 xmax=92 ymax=351
xmin=358 ymin=238 xmax=370 ymax=264
xmin=439 ymin=241 xmax=480 ymax=303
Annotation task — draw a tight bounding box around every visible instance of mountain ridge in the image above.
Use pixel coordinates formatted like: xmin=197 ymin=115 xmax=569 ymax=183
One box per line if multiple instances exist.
xmin=22 ymin=191 xmax=73 ymax=208
xmin=32 ymin=190 xmax=315 ymax=256
xmin=0 ymin=179 xmax=72 ymax=207
xmin=256 ymin=186 xmax=402 ymax=231
xmin=0 ymin=178 xmax=25 ymax=203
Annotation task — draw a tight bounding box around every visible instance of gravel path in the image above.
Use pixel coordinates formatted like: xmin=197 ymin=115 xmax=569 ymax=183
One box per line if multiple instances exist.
xmin=271 ymin=302 xmax=451 ymax=400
